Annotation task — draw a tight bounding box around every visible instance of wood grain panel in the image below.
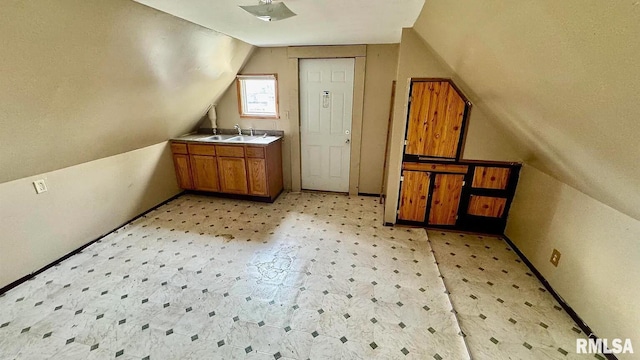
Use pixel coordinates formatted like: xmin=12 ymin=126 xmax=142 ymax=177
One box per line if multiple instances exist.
xmin=402 ymin=162 xmax=468 ymax=174
xmin=246 ymin=146 xmax=265 ymax=158
xmin=215 ymin=145 xmax=245 ymax=158
xmin=172 ymin=154 xmax=193 ymax=190
xmin=188 ymin=143 xmax=216 ymax=156
xmin=170 ymin=142 xmax=188 ymax=155
xmin=190 ymin=155 xmax=219 ymax=192
xmin=398 ymin=171 xmax=430 ymax=222
xmin=428 ymin=174 xmax=464 ymax=225
xmin=429 ymin=83 xmax=465 ymax=158
xmin=217 ymin=157 xmax=248 ymax=194
xmin=247 ymin=158 xmax=268 ymax=196
xmin=405 ymin=81 xmax=465 ymax=159
xmin=406 ymin=81 xmax=440 ymax=156
xmin=467 ymin=196 xmax=507 ymax=217
xmin=266 ymin=140 xmax=284 ymax=199
xmin=472 ymin=167 xmax=511 ymax=189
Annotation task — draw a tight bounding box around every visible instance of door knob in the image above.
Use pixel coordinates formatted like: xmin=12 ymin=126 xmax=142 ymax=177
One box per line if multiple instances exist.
xmin=345 ymin=139 xmax=350 ymax=144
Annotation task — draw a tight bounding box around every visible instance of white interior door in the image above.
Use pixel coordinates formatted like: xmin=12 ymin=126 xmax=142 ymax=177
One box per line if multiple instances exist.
xmin=300 ymin=58 xmax=355 ymax=192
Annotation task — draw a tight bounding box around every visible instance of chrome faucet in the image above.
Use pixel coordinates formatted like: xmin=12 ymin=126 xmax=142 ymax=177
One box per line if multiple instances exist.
xmin=234 ymin=124 xmax=242 ymax=135
xmin=249 ymin=127 xmax=254 ymax=136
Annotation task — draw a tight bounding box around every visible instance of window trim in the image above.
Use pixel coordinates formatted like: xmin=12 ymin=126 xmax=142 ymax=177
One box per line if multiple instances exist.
xmin=236 ymin=74 xmax=280 ymax=119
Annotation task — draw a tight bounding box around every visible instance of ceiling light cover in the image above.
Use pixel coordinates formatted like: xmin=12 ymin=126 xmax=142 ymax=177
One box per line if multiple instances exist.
xmin=240 ymin=1 xmax=296 ymax=22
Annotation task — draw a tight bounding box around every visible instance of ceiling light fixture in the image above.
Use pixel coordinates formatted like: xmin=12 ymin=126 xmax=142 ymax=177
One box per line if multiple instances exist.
xmin=239 ymin=0 xmax=296 ymax=22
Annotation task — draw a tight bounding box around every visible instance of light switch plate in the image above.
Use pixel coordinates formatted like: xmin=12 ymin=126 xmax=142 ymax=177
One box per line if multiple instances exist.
xmin=33 ymin=179 xmax=48 ymax=194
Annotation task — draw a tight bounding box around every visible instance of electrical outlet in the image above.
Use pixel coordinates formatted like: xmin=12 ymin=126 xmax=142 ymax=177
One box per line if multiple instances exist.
xmin=33 ymin=179 xmax=48 ymax=194
xmin=550 ymin=249 xmax=561 ymax=267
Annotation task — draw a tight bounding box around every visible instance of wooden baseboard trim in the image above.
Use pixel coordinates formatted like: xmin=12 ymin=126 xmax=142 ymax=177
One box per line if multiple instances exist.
xmin=0 ymin=191 xmax=186 ymax=296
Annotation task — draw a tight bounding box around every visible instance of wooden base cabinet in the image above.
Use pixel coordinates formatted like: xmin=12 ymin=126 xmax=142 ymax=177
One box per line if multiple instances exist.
xmin=170 ymin=139 xmax=283 ymax=202
xmin=428 ymin=174 xmax=464 ymax=226
xmin=398 ymin=171 xmax=430 ymax=222
xmin=218 ymin=157 xmax=248 ymax=194
xmin=397 ymin=161 xmax=520 ymax=234
xmin=247 ymin=158 xmax=268 ymax=196
xmin=190 ymin=155 xmax=220 ymax=192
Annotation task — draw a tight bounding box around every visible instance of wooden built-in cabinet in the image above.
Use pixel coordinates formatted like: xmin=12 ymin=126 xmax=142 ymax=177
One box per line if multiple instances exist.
xmin=397 ymin=79 xmax=520 ymax=234
xmin=170 ymin=139 xmax=283 ymax=202
xmin=398 ymin=161 xmax=520 ymax=234
xmin=405 ymin=80 xmax=470 ymax=160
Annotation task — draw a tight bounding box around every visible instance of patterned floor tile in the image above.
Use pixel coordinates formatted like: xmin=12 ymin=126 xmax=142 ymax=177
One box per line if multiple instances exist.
xmin=428 ymin=231 xmax=602 ymax=360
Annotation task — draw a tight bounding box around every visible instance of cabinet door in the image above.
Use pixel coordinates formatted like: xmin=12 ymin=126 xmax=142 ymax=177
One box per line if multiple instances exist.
xmin=428 ymin=174 xmax=464 ymax=225
xmin=217 ymin=157 xmax=248 ymax=194
xmin=247 ymin=158 xmax=268 ymax=196
xmin=172 ymin=154 xmax=193 ymax=190
xmin=398 ymin=171 xmax=431 ymax=222
xmin=405 ymin=81 xmax=466 ymax=159
xmin=190 ymin=155 xmax=220 ymax=192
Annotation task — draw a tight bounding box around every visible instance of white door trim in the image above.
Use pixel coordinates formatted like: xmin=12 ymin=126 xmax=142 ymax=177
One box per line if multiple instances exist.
xmin=287 ymin=45 xmax=366 ymax=196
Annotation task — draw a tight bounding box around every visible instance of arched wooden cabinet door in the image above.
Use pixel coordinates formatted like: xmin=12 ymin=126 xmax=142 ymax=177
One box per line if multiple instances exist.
xmin=405 ymin=81 xmax=469 ymax=160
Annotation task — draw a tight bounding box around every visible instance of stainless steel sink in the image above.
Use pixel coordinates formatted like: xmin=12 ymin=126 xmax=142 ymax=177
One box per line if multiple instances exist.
xmin=201 ymin=134 xmax=236 ymax=141
xmin=225 ymin=136 xmax=262 ymax=142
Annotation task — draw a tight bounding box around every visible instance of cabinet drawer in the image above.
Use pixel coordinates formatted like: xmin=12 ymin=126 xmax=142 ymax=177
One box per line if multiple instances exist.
xmin=403 ymin=162 xmax=468 ymax=174
xmin=472 ymin=167 xmax=510 ymax=189
xmin=188 ymin=143 xmax=216 ymax=156
xmin=467 ymin=196 xmax=507 ymax=217
xmin=246 ymin=146 xmax=265 ymax=158
xmin=170 ymin=142 xmax=188 ymax=155
xmin=216 ymin=145 xmax=245 ymax=158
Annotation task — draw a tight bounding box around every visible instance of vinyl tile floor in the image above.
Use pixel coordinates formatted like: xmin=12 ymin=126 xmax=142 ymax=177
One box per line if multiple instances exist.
xmin=0 ymin=193 xmax=597 ymax=360
xmin=428 ymin=231 xmax=604 ymax=360
xmin=0 ymin=193 xmax=467 ymax=360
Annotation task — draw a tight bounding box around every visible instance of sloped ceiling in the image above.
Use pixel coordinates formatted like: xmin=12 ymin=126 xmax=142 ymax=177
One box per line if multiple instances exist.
xmin=133 ymin=0 xmax=425 ymax=46
xmin=413 ymin=0 xmax=640 ymax=220
xmin=0 ymin=0 xmax=253 ymax=184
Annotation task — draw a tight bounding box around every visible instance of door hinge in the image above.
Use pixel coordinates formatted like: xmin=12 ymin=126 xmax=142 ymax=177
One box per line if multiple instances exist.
xmin=400 ymin=176 xmax=404 ymax=182
xmin=462 ymin=181 xmax=466 ymax=186
xmin=404 ymin=140 xmax=408 ymax=146
xmin=456 ymin=215 xmax=459 ymax=220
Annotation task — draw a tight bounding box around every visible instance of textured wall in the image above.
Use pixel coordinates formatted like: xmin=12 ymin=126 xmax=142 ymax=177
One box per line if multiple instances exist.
xmin=0 ymin=0 xmax=253 ymax=287
xmin=413 ymin=0 xmax=640 ymax=221
xmin=412 ymin=0 xmax=640 ymax=347
xmin=506 ymin=165 xmax=640 ymax=354
xmin=0 ymin=0 xmax=253 ymax=184
xmin=216 ymin=45 xmax=400 ymax=194
xmin=0 ymin=143 xmax=180 ymax=288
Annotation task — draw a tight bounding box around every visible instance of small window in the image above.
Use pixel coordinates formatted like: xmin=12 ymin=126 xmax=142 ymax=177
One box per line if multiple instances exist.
xmin=236 ymin=74 xmax=279 ymax=118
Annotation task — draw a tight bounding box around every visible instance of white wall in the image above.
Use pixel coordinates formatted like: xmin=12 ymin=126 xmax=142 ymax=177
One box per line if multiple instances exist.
xmin=505 ymin=165 xmax=640 ymax=358
xmin=0 ymin=143 xmax=180 ymax=289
